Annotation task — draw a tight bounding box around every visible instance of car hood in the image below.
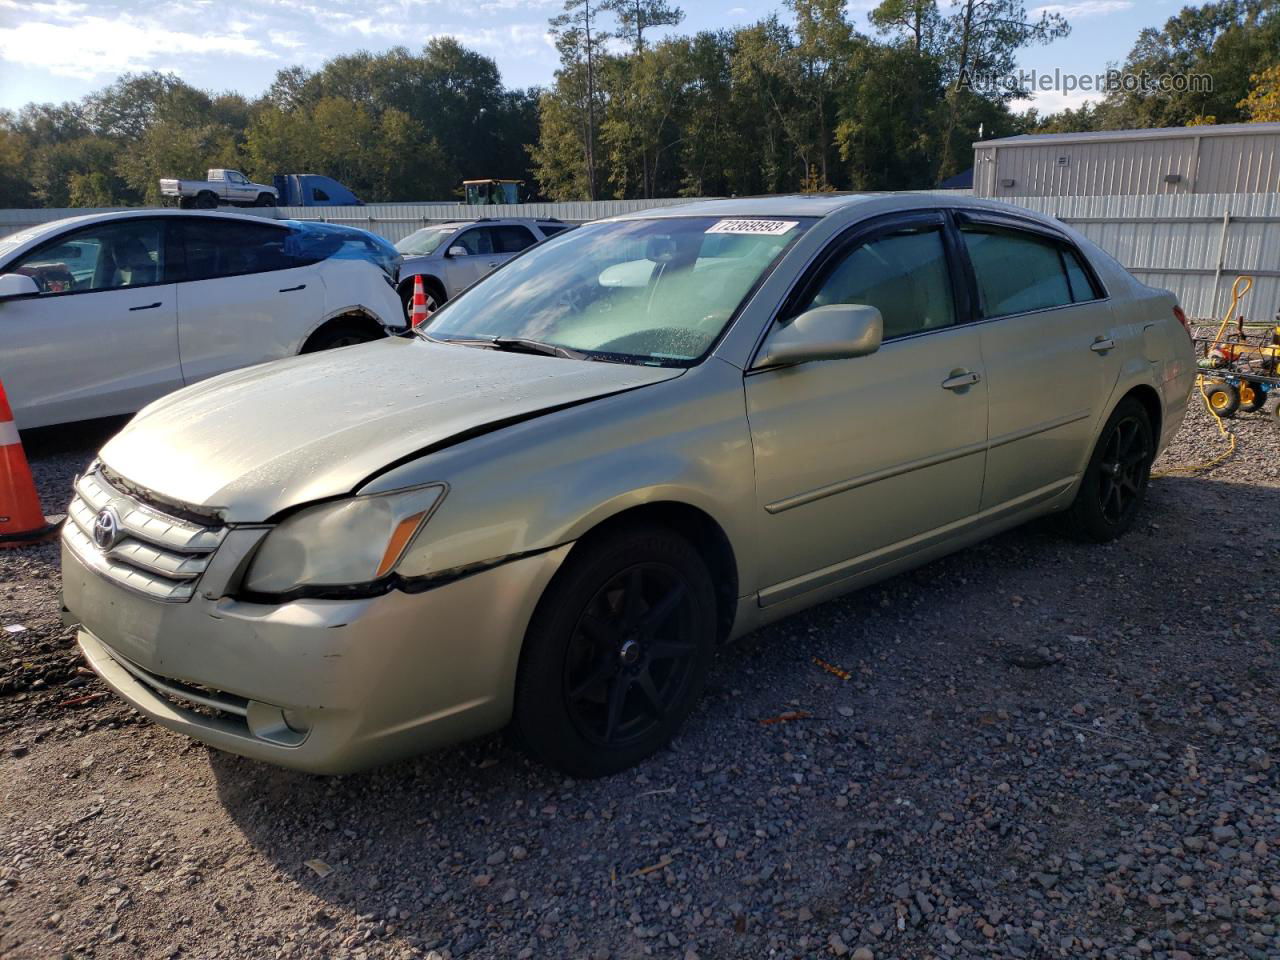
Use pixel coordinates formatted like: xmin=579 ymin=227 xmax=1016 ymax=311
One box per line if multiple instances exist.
xmin=99 ymin=338 xmax=682 ymax=522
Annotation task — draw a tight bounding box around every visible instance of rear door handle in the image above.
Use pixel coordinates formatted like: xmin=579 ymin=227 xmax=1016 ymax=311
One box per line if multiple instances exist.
xmin=941 ymin=371 xmax=981 ymax=390
xmin=279 ymin=284 xmax=306 ymax=293
xmin=486 ymin=261 xmax=500 ymax=268
xmin=129 ymin=301 xmax=162 ymax=311
xmin=1090 ymin=337 xmax=1116 ymax=352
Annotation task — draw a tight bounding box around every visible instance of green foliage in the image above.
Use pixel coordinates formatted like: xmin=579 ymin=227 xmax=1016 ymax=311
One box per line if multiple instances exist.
xmin=1094 ymin=0 xmax=1280 ymax=128
xmin=1 ymin=43 xmax=537 ymax=208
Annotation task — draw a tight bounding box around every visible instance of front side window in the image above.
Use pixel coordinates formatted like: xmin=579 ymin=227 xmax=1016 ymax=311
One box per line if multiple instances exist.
xmin=12 ymin=219 xmax=164 ymax=294
xmin=313 ymin=188 xmax=330 ymax=202
xmin=799 ymin=226 xmax=955 ymax=340
xmin=962 ymin=227 xmax=1076 ymax=318
xmin=452 ymin=228 xmax=494 ymax=256
xmin=180 ymin=220 xmax=296 ymax=281
xmin=425 ymin=216 xmax=811 ymax=365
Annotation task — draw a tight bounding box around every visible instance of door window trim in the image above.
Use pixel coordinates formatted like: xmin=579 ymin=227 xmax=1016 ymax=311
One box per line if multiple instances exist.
xmin=3 ymin=216 xmax=175 ymax=299
xmin=747 ymin=210 xmax=973 ymax=372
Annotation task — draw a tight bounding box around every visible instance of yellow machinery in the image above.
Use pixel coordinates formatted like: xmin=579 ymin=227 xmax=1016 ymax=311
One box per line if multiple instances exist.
xmin=464 ymin=179 xmax=524 ymax=206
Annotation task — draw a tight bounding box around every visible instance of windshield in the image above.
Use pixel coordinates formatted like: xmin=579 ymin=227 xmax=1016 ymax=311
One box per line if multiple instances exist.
xmin=396 ymin=226 xmax=457 ymax=256
xmin=424 ymin=216 xmax=811 ymax=365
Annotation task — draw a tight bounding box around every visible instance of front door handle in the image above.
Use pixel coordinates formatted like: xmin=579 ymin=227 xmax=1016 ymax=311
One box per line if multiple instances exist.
xmin=941 ymin=370 xmax=981 ymax=390
xmin=129 ymin=301 xmax=162 ymax=311
xmin=279 ymin=284 xmax=306 ymax=293
xmin=1090 ymin=337 xmax=1116 ymax=352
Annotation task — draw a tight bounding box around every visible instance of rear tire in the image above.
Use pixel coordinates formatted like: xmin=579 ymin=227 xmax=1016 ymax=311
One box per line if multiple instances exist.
xmin=1203 ymin=381 xmax=1239 ymax=418
xmin=1062 ymin=397 xmax=1154 ymax=543
xmin=195 ymin=192 xmax=217 ymax=210
xmin=513 ymin=524 xmax=716 ymax=778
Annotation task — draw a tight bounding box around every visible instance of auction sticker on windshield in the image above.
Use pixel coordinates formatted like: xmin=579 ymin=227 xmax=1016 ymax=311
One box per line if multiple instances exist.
xmin=705 ymin=219 xmax=799 ymax=236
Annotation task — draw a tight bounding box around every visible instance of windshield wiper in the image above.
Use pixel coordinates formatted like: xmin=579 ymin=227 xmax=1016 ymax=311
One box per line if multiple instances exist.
xmin=491 ymin=337 xmax=586 ymax=360
xmin=419 ymin=332 xmax=586 ymax=360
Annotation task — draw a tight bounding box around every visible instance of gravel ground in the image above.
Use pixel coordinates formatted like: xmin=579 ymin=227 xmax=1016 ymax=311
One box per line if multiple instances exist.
xmin=1 ymin=401 xmax=1277 ymax=960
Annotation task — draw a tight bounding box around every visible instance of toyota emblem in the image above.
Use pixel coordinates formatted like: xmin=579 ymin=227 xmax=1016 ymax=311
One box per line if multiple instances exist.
xmin=92 ymin=506 xmax=121 ymax=550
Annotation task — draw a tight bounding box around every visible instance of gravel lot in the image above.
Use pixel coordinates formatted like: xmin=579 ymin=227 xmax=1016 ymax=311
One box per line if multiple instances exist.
xmin=1 ymin=401 xmax=1278 ymax=960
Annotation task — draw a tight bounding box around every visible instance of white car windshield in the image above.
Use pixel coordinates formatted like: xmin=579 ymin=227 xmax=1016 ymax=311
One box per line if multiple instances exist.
xmin=423 ymin=216 xmax=811 ymax=366
xmin=396 ymin=227 xmax=458 ymax=256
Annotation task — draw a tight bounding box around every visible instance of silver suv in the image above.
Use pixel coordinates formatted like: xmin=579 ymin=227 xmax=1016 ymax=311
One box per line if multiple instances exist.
xmin=394 ymin=217 xmax=572 ymax=316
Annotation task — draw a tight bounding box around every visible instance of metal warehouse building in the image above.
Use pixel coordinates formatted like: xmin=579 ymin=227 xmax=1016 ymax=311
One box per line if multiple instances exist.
xmin=973 ymin=123 xmax=1280 ymax=198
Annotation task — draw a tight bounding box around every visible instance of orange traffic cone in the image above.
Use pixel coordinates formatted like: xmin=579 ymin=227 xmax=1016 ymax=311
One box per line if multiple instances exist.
xmin=410 ymin=274 xmax=430 ymax=328
xmin=0 ymin=380 xmax=59 ymax=549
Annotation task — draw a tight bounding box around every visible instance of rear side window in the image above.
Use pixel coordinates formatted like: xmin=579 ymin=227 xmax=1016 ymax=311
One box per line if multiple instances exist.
xmin=539 ymin=223 xmax=570 ymax=236
xmin=801 ymin=226 xmax=956 ymax=340
xmin=962 ymin=227 xmax=1079 ymax=317
xmin=1062 ymin=247 xmax=1102 ymax=302
xmin=180 ymin=220 xmax=301 ymax=281
xmin=492 ymin=224 xmax=537 ymax=253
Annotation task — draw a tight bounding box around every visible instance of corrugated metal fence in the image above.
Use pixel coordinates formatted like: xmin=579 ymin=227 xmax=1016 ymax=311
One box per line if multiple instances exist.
xmin=1015 ymin=193 xmax=1280 ymax=320
xmin=2 ymin=192 xmax=1276 ymax=321
xmin=0 ymin=198 xmax=697 ymax=241
xmin=273 ymin=198 xmax=698 ymax=241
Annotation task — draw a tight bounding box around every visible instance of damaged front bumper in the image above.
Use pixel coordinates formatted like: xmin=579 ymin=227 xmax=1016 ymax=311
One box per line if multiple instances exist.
xmin=63 ymin=534 xmax=571 ymax=774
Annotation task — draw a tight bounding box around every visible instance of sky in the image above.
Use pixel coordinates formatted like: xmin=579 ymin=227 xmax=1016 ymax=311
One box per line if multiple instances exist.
xmin=0 ymin=0 xmax=1189 ymax=115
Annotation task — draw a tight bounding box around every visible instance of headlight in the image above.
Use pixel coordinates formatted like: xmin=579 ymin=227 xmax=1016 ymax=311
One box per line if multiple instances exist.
xmin=243 ymin=484 xmax=445 ymax=597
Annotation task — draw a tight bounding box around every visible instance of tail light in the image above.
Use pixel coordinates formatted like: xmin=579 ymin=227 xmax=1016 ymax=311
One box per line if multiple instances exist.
xmin=1172 ymin=305 xmax=1192 ymax=339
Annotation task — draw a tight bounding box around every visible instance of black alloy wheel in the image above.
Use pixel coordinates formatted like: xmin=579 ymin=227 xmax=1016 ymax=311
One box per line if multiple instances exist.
xmin=562 ymin=563 xmax=699 ymax=749
xmin=514 ymin=524 xmax=716 ymax=778
xmin=1062 ymin=397 xmax=1154 ymax=542
xmin=1095 ymin=412 xmax=1150 ymax=527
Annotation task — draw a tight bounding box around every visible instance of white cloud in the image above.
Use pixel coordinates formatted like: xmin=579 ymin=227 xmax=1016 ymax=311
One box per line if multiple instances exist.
xmin=0 ymin=16 xmax=280 ymax=80
xmin=1027 ymin=88 xmax=1100 ymax=113
xmin=1031 ymin=0 xmax=1133 ymax=17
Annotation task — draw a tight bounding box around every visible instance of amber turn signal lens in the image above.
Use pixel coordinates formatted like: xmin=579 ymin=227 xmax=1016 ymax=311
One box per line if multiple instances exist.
xmin=375 ymin=511 xmax=427 ymax=578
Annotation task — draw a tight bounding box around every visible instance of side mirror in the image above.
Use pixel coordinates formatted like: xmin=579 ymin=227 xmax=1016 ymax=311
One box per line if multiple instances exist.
xmin=0 ymin=273 xmax=40 ymax=300
xmin=446 ymin=246 xmax=468 ymax=258
xmin=755 ymin=303 xmax=883 ymax=369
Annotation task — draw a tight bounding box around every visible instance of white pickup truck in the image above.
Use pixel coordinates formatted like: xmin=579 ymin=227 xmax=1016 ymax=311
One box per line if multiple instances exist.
xmin=159 ymin=169 xmax=278 ymax=209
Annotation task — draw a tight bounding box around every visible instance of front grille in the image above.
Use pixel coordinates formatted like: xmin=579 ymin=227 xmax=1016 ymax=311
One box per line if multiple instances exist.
xmin=64 ymin=469 xmax=227 ymax=603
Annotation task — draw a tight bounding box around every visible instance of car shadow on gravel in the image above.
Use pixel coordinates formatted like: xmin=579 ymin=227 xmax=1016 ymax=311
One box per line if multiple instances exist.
xmin=199 ymin=473 xmax=1278 ymax=957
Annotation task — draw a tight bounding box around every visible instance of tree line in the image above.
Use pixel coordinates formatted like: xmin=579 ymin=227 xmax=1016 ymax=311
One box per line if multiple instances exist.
xmin=1 ymin=0 xmax=1278 ymax=208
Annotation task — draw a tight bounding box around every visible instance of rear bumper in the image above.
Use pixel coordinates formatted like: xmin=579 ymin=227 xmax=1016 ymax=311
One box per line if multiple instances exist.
xmin=64 ymin=537 xmax=571 ymax=774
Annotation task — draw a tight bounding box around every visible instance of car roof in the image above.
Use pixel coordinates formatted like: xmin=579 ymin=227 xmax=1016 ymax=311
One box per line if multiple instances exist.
xmin=609 ymin=192 xmax=1070 ymax=230
xmin=0 ymin=208 xmax=298 ymax=261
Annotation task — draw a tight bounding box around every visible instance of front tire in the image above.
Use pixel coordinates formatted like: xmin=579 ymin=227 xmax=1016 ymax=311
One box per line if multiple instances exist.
xmin=254 ymin=192 xmax=276 ymax=207
xmin=1062 ymin=397 xmax=1155 ymax=543
xmin=513 ymin=524 xmax=716 ymax=778
xmin=301 ymin=319 xmax=383 ymax=352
